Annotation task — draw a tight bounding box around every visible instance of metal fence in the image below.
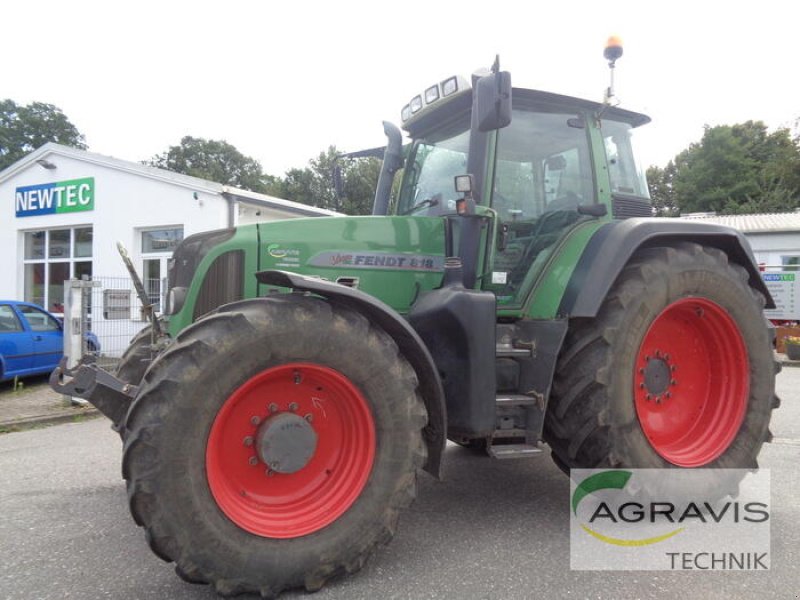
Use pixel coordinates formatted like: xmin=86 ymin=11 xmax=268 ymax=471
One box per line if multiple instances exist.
xmin=78 ymin=276 xmax=163 ymax=369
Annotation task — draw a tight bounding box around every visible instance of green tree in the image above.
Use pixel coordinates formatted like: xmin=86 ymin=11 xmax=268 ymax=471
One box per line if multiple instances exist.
xmin=647 ymin=162 xmax=679 ymax=216
xmin=0 ymin=100 xmax=86 ymax=171
xmin=667 ymin=121 xmax=800 ymax=214
xmin=340 ymin=155 xmax=380 ymax=215
xmin=276 ymin=146 xmax=380 ymax=215
xmin=147 ymin=136 xmax=274 ymax=193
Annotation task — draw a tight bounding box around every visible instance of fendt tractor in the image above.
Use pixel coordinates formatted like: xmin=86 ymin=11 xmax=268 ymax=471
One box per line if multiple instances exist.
xmin=53 ymin=42 xmax=778 ymax=597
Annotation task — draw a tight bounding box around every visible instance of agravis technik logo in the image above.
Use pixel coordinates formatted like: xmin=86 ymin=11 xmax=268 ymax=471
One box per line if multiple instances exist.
xmin=570 ymin=469 xmax=770 ymax=570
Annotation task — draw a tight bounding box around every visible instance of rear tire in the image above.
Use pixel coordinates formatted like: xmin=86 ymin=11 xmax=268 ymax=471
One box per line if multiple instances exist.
xmin=544 ymin=244 xmax=775 ymax=480
xmin=122 ymin=295 xmax=427 ymax=596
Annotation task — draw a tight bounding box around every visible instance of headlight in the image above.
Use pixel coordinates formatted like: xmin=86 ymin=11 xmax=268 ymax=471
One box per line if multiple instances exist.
xmin=442 ymin=76 xmax=459 ymax=96
xmin=425 ymin=84 xmax=440 ymax=104
xmin=166 ymin=287 xmax=187 ymax=316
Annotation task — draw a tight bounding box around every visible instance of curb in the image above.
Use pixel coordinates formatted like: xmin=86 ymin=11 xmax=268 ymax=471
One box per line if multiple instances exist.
xmin=776 ymin=353 xmax=800 ymax=368
xmin=0 ymin=407 xmax=100 ymax=432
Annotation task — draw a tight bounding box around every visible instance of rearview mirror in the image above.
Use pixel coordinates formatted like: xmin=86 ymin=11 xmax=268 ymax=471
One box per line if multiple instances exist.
xmin=475 ymin=71 xmax=512 ymax=132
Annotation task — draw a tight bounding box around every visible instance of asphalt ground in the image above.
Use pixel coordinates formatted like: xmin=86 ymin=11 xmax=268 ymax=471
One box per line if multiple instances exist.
xmin=0 ymin=369 xmax=798 ymax=599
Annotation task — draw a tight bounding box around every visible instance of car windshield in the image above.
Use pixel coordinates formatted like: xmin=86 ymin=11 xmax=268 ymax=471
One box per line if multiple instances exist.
xmin=398 ymin=117 xmax=470 ymax=216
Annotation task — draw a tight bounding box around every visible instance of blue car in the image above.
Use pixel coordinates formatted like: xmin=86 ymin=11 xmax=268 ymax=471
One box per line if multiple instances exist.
xmin=0 ymin=300 xmax=100 ymax=382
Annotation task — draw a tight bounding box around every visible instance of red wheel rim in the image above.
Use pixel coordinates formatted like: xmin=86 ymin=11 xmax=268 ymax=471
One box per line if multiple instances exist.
xmin=633 ymin=297 xmax=749 ymax=467
xmin=206 ymin=363 xmax=375 ymax=538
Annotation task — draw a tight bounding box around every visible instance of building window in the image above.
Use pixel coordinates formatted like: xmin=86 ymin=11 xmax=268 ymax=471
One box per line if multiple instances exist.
xmin=782 ymin=256 xmax=800 ymax=271
xmin=141 ymin=227 xmax=183 ymax=312
xmin=22 ymin=227 xmax=93 ymax=312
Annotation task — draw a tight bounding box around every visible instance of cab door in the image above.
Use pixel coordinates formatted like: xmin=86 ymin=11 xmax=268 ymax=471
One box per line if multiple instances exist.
xmin=484 ymin=107 xmax=594 ymax=307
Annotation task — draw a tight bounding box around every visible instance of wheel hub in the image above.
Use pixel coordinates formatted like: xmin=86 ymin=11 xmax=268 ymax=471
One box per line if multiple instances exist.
xmin=642 ymin=355 xmax=672 ymax=397
xmin=256 ymin=412 xmax=318 ymax=474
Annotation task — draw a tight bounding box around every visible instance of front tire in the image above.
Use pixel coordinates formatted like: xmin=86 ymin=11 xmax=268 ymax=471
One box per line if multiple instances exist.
xmin=122 ymin=295 xmax=427 ymax=596
xmin=544 ymin=243 xmax=775 ymax=474
xmin=115 ymin=320 xmax=165 ymax=387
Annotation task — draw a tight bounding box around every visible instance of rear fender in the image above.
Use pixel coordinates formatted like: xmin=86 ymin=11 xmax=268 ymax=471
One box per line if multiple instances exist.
xmin=559 ymin=219 xmax=774 ymax=317
xmin=256 ymin=270 xmax=447 ymax=479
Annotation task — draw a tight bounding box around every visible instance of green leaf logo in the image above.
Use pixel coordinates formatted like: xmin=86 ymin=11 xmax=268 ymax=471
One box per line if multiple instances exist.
xmin=572 ymin=470 xmax=684 ymax=546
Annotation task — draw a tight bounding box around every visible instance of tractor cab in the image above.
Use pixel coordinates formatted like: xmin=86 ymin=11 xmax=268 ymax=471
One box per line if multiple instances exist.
xmin=386 ymin=68 xmax=652 ymax=307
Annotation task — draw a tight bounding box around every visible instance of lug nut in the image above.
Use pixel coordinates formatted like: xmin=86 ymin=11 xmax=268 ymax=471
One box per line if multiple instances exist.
xmin=243 ymin=436 xmax=254 ymax=447
xmin=664 ymin=354 xmax=670 ymax=361
xmin=304 ymin=413 xmax=314 ymax=422
xmin=268 ymin=403 xmax=279 ymax=413
xmin=655 ymin=350 xmax=661 ymax=357
xmin=639 ymin=383 xmax=645 ymax=389
xmin=671 ymin=365 xmax=677 ymax=372
xmin=645 ymin=394 xmax=652 ymax=401
xmin=645 ymin=355 xmax=651 ymax=362
xmin=288 ymin=402 xmax=299 ymax=412
xmin=250 ymin=415 xmax=261 ymax=426
xmin=671 ymin=379 xmax=677 ymax=386
xmin=655 ymin=396 xmax=661 ymax=404
xmin=293 ymin=371 xmax=302 ymax=385
xmin=248 ymin=456 xmax=258 ymax=466
xmin=266 ymin=469 xmax=274 ymax=477
xmin=666 ymin=392 xmax=672 ymax=398
xmin=638 ymin=368 xmax=645 ymax=375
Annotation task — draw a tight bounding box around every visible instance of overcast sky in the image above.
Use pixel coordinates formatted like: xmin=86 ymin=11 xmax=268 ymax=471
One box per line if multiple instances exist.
xmin=4 ymin=0 xmax=798 ymax=178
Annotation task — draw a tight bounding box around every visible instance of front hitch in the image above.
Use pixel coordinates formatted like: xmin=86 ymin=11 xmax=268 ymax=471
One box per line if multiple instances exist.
xmin=50 ymin=356 xmax=139 ymax=431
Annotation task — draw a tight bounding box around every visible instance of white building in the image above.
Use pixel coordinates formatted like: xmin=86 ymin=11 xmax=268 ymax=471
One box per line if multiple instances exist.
xmin=681 ymin=212 xmax=800 ymax=320
xmin=0 ymin=143 xmax=337 ymax=356
xmin=1 ymin=142 xmax=336 ymax=312
xmin=680 ymin=212 xmax=800 ymax=269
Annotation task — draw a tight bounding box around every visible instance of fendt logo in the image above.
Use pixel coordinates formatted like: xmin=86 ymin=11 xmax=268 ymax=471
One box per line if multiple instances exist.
xmin=570 ymin=469 xmax=771 ymax=570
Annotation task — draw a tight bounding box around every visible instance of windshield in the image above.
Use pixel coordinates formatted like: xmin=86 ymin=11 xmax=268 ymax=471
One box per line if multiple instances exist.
xmin=398 ymin=117 xmax=470 ymax=216
xmin=601 ymin=119 xmax=650 ymax=198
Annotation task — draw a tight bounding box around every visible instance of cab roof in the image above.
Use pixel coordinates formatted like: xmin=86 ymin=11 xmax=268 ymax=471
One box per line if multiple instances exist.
xmin=404 ymin=86 xmax=650 ymax=139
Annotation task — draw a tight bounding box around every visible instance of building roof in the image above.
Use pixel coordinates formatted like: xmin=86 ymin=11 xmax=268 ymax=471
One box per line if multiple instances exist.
xmin=680 ymin=212 xmax=800 ymax=233
xmin=0 ymin=142 xmax=339 ymax=217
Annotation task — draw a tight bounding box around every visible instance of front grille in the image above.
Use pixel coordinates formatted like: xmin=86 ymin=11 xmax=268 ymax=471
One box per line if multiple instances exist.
xmin=193 ymin=250 xmax=245 ymax=319
xmin=169 ymin=228 xmax=236 ymax=291
xmin=612 ymin=194 xmax=653 ymax=219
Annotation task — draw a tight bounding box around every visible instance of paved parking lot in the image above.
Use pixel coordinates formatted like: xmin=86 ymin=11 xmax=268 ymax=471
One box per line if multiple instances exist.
xmin=0 ymin=370 xmax=798 ymax=599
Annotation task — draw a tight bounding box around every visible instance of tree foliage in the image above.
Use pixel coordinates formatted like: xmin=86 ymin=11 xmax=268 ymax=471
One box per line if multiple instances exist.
xmin=270 ymin=146 xmax=379 ymax=215
xmin=649 ymin=120 xmax=800 ymax=215
xmin=646 ymin=163 xmax=679 ymax=216
xmin=146 ymin=136 xmax=274 ymax=194
xmin=149 ymin=138 xmax=379 ymax=215
xmin=0 ymin=100 xmax=86 ymax=171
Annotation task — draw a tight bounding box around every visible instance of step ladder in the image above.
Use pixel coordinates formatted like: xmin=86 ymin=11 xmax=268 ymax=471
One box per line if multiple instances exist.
xmin=486 ymin=340 xmax=544 ymax=459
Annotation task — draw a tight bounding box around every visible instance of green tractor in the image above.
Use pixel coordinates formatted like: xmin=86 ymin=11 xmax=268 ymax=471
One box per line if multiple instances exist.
xmin=53 ymin=46 xmax=777 ymax=597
